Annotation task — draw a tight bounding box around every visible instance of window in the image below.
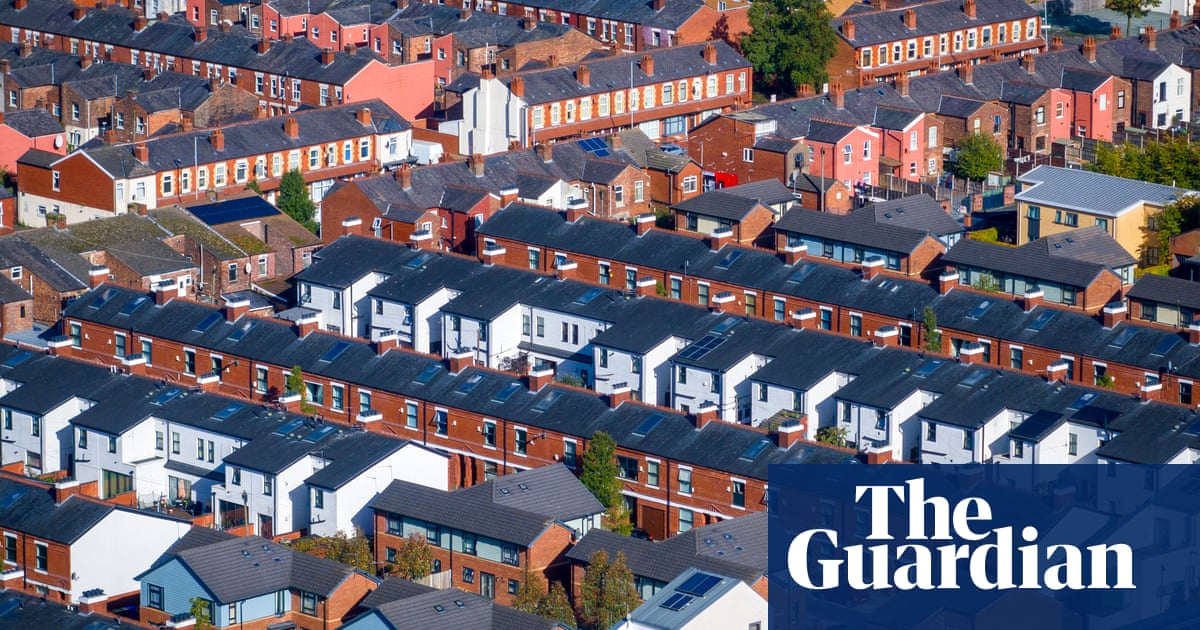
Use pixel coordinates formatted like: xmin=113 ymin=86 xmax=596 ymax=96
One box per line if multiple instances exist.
xmin=301 ymin=591 xmax=317 ymax=616
xmin=926 ymin=422 xmax=937 ymax=442
xmin=646 ymin=460 xmax=660 ymax=486
xmin=963 ymin=431 xmax=974 ymax=451
xmin=1117 ymin=90 xmax=1126 ymax=109
xmin=618 ymin=455 xmax=639 ymax=481
xmin=483 ymin=421 xmax=496 ymax=447
xmin=614 ymin=185 xmax=624 ymax=207
xmin=508 ymin=579 xmax=520 ymax=595
xmin=670 ymin=277 xmax=681 ymax=300
xmin=632 ymin=357 xmax=642 ymax=374
xmin=1068 ymin=433 xmax=1078 ymax=456
xmin=528 ymin=248 xmax=540 ymax=270
xmin=229 ymin=604 xmax=237 ymax=624
xmin=742 ymin=148 xmax=754 ymax=162
xmin=232 ymin=467 xmax=241 ymax=486
xmin=564 ymin=440 xmax=577 ymax=468
xmin=264 ymin=477 xmax=272 ymax=496
xmin=435 ymin=409 xmax=448 ymax=435
xmin=1035 ymin=106 xmax=1045 ymax=125
xmin=255 ymin=367 xmax=268 ymax=393
xmin=147 ymin=584 xmax=164 ymax=610
xmin=314 ymin=488 xmax=324 ymax=509
xmin=305 ymin=382 xmax=324 ymax=406
xmin=156 ymin=431 xmax=163 ymax=450
xmin=78 ymin=429 xmax=88 ymax=450
xmin=732 ymin=480 xmax=745 ymax=508
xmin=678 ymin=467 xmax=692 ymax=494
xmin=1010 ymin=347 xmax=1024 ymax=370
xmin=515 ymin=427 xmax=528 ymax=455
xmin=820 ymin=308 xmax=832 ymax=330
xmin=31 ymin=417 xmax=40 ymax=438
xmin=679 ymin=508 xmax=694 ymax=532
xmin=1181 ymin=381 xmax=1193 ymax=405
xmin=850 ymin=314 xmax=862 ymax=337
xmin=1096 ymin=217 xmax=1109 ymax=232
xmin=698 ymin=283 xmax=709 ymax=306
xmin=171 ymin=432 xmax=180 ymax=454
xmin=331 ymin=384 xmax=344 ymax=411
xmin=4 ymin=534 xmax=15 ymax=563
xmin=863 ymin=140 xmax=871 ymax=159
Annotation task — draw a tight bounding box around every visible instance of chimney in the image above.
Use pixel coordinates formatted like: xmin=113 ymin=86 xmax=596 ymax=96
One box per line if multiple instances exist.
xmin=219 ymin=20 xmax=231 ymax=33
xmin=693 ymin=402 xmax=719 ymax=429
xmin=609 ymin=133 xmax=622 ymax=149
xmin=1145 ymin=25 xmax=1157 ymax=51
xmin=1101 ymin=301 xmax=1126 ymax=328
xmin=523 ymin=17 xmax=535 ymax=31
xmin=209 ymin=77 xmax=221 ymax=92
xmin=321 ymin=47 xmax=335 ymax=65
xmin=1139 ymin=381 xmax=1160 ymax=402
xmin=180 ymin=114 xmax=193 ymax=131
xmin=211 ymin=129 xmax=224 ymax=151
xmin=1051 ymin=35 xmax=1064 ymax=51
xmin=1187 ymin=318 xmax=1200 ymax=344
xmin=608 ymin=385 xmax=631 ymax=409
xmin=340 ymin=216 xmax=362 ymax=237
xmin=343 ymin=42 xmax=355 ymax=54
xmin=576 ymin=65 xmax=590 ymax=87
xmin=830 ymin=81 xmax=845 ymax=109
xmin=1019 ymin=288 xmax=1044 ymax=313
xmin=104 ymin=129 xmax=117 ymax=144
xmin=153 ymin=281 xmax=179 ymax=305
xmin=959 ymin=342 xmax=985 ymax=365
xmin=963 ymin=0 xmax=976 ymax=18
xmin=1171 ymin=9 xmax=1181 ymax=29
xmin=357 ymin=107 xmax=371 ymax=126
xmin=904 ymin=9 xmax=916 ymax=29
xmin=797 ymin=83 xmax=815 ymax=97
xmin=283 ymin=32 xmax=294 ymax=43
xmin=258 ymin=37 xmax=270 ymax=54
xmin=448 ymin=349 xmax=474 ymax=374
xmin=143 ymin=66 xmax=157 ymax=81
xmin=18 ymin=41 xmax=32 ymax=58
xmin=781 ymin=243 xmax=807 ymax=265
xmin=703 ymin=43 xmax=717 ymax=64
xmin=468 ymin=153 xmax=485 ymax=177
xmin=565 ymin=199 xmax=587 ymax=223
xmin=88 ymin=266 xmax=110 ymax=289
xmin=510 ymin=76 xmax=524 ymax=97
xmin=860 ymin=256 xmax=884 ymax=281
xmin=396 ymin=165 xmax=413 ymax=190
xmin=134 ymin=15 xmax=147 ymax=31
xmin=959 ymin=62 xmax=974 ymax=85
xmin=157 ymin=11 xmax=168 ymax=20
xmin=710 ymin=291 xmax=737 ymax=314
xmin=527 ymin=366 xmax=554 ymax=391
xmin=1022 ymin=54 xmax=1036 ymax=73
xmin=989 ymin=48 xmax=1002 ymax=62
xmin=776 ymin=420 xmax=807 ymax=448
xmin=73 ymin=6 xmax=85 ymax=19
xmin=842 ymin=19 xmax=855 ymax=40
xmin=874 ymin=325 xmax=900 ymax=346
xmin=708 ymin=227 xmax=732 ymax=252
xmin=195 ymin=27 xmax=207 ymax=43
xmin=254 ymin=104 xmax=267 ymax=119
xmin=641 ymin=54 xmax=654 ymax=76
xmin=1083 ymin=37 xmax=1097 ymax=62
xmin=555 ymin=257 xmax=577 ymax=280
xmin=459 ymin=6 xmax=471 ymax=19
xmin=535 ymin=142 xmax=553 ymax=163
xmin=293 ymin=312 xmax=319 ymax=337
xmin=14 ymin=0 xmax=25 ymax=9
xmin=635 ymin=276 xmax=657 ymax=297
xmin=374 ymin=332 xmax=399 ymax=356
xmin=937 ymin=270 xmax=959 ymax=294
xmin=134 ymin=143 xmax=149 ymax=162
xmin=81 ymin=55 xmax=92 ymax=69
xmin=545 ymin=55 xmax=557 ymax=68
xmin=791 ymin=307 xmax=818 ymax=330
xmin=896 ymin=73 xmax=909 ymax=97
xmin=480 ymin=241 xmax=506 ymax=265
xmin=635 ymin=213 xmax=656 ymax=236
xmin=653 ymin=0 xmax=665 ymax=11
xmin=224 ymin=297 xmax=250 ymax=322
xmin=284 ymin=117 xmax=299 ymax=138
xmin=1195 ymin=2 xmax=1200 ymax=22
xmin=499 ymin=186 xmax=518 ymax=205
xmin=0 ymin=60 xmax=8 ymax=74
xmin=1110 ymin=25 xmax=1123 ymax=39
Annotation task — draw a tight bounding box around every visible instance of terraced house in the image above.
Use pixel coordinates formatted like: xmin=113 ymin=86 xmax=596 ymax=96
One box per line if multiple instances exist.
xmin=17 ymin=99 xmax=412 ymax=225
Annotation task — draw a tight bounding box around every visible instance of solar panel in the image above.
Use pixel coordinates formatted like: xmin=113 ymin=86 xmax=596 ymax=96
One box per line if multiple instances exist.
xmin=414 ymin=363 xmax=442 ymax=385
xmin=573 ymin=288 xmax=604 ymax=305
xmin=715 ymin=249 xmax=744 ymax=269
xmin=678 ymin=335 xmax=727 ymax=361
xmin=213 ymin=403 xmax=245 ymax=420
xmin=711 ymin=317 xmax=739 ymax=335
xmin=1152 ymin=334 xmax=1182 ymax=356
xmin=119 ymin=296 xmax=150 ymax=316
xmin=456 ymin=373 xmax=485 ymax=394
xmin=660 ymin=593 xmax=695 ymax=611
xmin=1107 ymin=326 xmax=1138 ymax=349
xmin=967 ymin=299 xmax=994 ymax=320
xmin=320 ymin=341 xmax=350 ymax=363
xmin=1026 ymin=310 xmax=1056 ymax=332
xmin=193 ymin=312 xmax=223 ymax=333
xmin=228 ymin=320 xmax=258 ymax=342
xmin=151 ymin=388 xmax=183 ymax=405
xmin=187 ymin=196 xmax=279 ymax=225
xmin=577 ymin=138 xmax=611 ymax=157
xmin=632 ymin=413 xmax=665 ymax=437
xmin=531 ymin=389 xmax=561 ymax=412
xmin=493 ymin=382 xmax=523 ymax=403
xmin=677 ymin=572 xmax=723 ymax=596
xmin=914 ymin=360 xmax=944 ymax=378
xmin=740 ymin=438 xmax=772 ymax=461
xmin=1 ymin=351 xmax=33 ymax=369
xmin=90 ymin=288 xmax=118 ymax=309
xmin=275 ymin=418 xmax=304 ymax=435
xmin=305 ymin=425 xmax=337 ymax=442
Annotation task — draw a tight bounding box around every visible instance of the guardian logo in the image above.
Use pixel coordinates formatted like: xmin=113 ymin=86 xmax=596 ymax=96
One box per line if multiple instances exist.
xmin=787 ymin=479 xmax=1135 ymax=591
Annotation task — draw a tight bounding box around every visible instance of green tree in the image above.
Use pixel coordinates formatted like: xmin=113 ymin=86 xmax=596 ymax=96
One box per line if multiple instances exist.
xmin=189 ymin=597 xmax=212 ymax=630
xmin=580 ymin=431 xmax=623 ymax=512
xmin=287 ymin=530 xmax=373 ymax=572
xmin=287 ymin=365 xmax=315 ymax=414
xmin=578 ymin=551 xmax=639 ymax=629
xmin=951 ymin=133 xmax=1004 ymax=181
xmin=1106 ymin=0 xmax=1162 ymax=41
xmin=816 ymin=426 xmax=848 ymax=447
xmin=1151 ymin=196 xmax=1200 ymax=259
xmin=922 ymin=306 xmax=942 ymax=353
xmin=391 ymin=532 xmax=435 ymax=580
xmin=1096 ymin=373 xmax=1116 ymax=389
xmin=512 ymin=566 xmax=547 ymax=614
xmin=741 ymin=0 xmax=838 ymax=96
xmin=539 ymin=582 xmax=579 ymax=628
xmin=278 ymin=169 xmax=318 ymax=234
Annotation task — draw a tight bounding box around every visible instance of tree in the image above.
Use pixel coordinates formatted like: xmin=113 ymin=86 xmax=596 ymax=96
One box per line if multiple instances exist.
xmin=922 ymin=306 xmax=942 ymax=353
xmin=391 ymin=532 xmax=435 ymax=580
xmin=1106 ymin=0 xmax=1161 ymax=40
xmin=578 ymin=551 xmax=639 ymax=629
xmin=1151 ymin=195 xmax=1200 ymax=259
xmin=278 ymin=169 xmax=318 ymax=234
xmin=288 ymin=530 xmax=373 ymax=572
xmin=189 ymin=597 xmax=212 ymax=630
xmin=951 ymin=134 xmax=1004 ymax=181
xmin=741 ymin=0 xmax=838 ymax=96
xmin=512 ymin=566 xmax=547 ymax=614
xmin=288 ymin=365 xmax=315 ymax=414
xmin=539 ymin=582 xmax=578 ymax=628
xmin=816 ymin=426 xmax=848 ymax=447
xmin=580 ymin=431 xmax=622 ymax=512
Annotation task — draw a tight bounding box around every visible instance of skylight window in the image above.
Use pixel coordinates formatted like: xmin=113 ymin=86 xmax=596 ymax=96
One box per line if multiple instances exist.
xmin=913 ymin=360 xmax=944 ymax=378
xmin=456 ymin=373 xmax=485 ymax=394
xmin=632 ymin=413 xmax=665 ymax=437
xmin=967 ymin=299 xmax=994 ymax=320
xmin=1151 ymin=334 xmax=1182 ymax=357
xmin=274 ymin=418 xmax=304 ymax=435
xmin=573 ymin=288 xmax=604 ymax=305
xmin=119 ymin=296 xmax=149 ymax=316
xmin=678 ymin=335 xmax=727 ymax=361
xmin=715 ymin=249 xmax=744 ymax=269
xmin=492 ymin=382 xmax=523 ymax=403
xmin=193 ymin=312 xmax=223 ymax=333
xmin=413 ymin=363 xmax=442 ymax=385
xmin=320 ymin=341 xmax=350 ymax=363
xmin=1107 ymin=327 xmax=1138 ymax=349
xmin=228 ymin=320 xmax=258 ymax=342
xmin=90 ymin=288 xmax=118 ymax=309
xmin=1 ymin=351 xmax=33 ymax=369
xmin=304 ymin=425 xmax=337 ymax=442
xmin=740 ymin=438 xmax=773 ymax=461
xmin=213 ymin=403 xmax=245 ymax=420
xmin=1025 ymin=310 xmax=1056 ymax=332
xmin=151 ymin=388 xmax=183 ymax=405
xmin=531 ymin=389 xmax=561 ymax=412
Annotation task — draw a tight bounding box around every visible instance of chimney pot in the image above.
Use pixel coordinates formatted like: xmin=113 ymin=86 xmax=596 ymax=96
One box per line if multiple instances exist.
xmin=211 ymin=129 xmax=224 ymax=151
xmin=357 ymin=107 xmax=371 ymax=125
xmin=1110 ymin=24 xmax=1123 ymax=39
xmin=321 ymin=47 xmax=335 ymax=65
xmin=1145 ymin=25 xmax=1157 ymax=50
xmin=703 ymin=43 xmax=717 ymax=64
xmin=535 ymin=142 xmax=553 ymax=163
xmin=830 ymin=81 xmax=845 ymax=109
xmin=468 ymin=153 xmax=486 ymax=177
xmin=963 ymin=0 xmax=976 ymax=18
xmin=284 ymin=117 xmax=299 ymax=138
xmin=396 ymin=165 xmax=413 ymax=190
xmin=1083 ymin=37 xmax=1097 ymax=62
xmin=258 ymin=38 xmax=270 ymax=54
xmin=641 ymin=54 xmax=654 ymax=76
xmin=1022 ymin=54 xmax=1036 ymax=73
xmin=576 ymin=65 xmax=590 ymax=87
xmin=1170 ymin=9 xmax=1181 ymax=29
xmin=904 ymin=9 xmax=916 ymax=29
xmin=134 ymin=143 xmax=149 ymax=162
xmin=195 ymin=27 xmax=207 ymax=43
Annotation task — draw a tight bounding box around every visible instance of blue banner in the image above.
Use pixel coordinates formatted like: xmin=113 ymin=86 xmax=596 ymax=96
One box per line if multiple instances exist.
xmin=768 ymin=464 xmax=1200 ymax=629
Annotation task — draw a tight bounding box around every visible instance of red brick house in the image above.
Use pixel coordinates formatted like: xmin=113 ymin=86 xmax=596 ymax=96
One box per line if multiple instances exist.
xmin=687 ymin=110 xmax=802 ymax=188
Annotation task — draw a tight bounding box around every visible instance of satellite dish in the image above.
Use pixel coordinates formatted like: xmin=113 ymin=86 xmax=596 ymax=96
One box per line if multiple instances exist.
xmin=54 ymin=135 xmax=64 ymax=149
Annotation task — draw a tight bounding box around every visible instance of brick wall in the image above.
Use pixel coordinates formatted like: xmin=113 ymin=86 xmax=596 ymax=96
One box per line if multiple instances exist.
xmin=0 ymin=298 xmax=33 ymax=336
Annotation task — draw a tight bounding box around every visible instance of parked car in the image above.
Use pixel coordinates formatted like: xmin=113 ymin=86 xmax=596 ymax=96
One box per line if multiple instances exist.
xmin=659 ymin=144 xmax=685 ymax=156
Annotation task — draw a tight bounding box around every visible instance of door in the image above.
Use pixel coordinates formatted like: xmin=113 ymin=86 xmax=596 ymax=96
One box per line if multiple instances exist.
xmin=480 ymin=572 xmax=496 ymax=600
xmin=642 ymin=505 xmax=667 ymax=541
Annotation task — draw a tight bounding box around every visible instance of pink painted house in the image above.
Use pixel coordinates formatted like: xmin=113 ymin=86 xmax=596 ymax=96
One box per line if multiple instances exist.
xmin=0 ymin=109 xmax=64 ymax=175
xmin=800 ymin=118 xmax=880 ymax=191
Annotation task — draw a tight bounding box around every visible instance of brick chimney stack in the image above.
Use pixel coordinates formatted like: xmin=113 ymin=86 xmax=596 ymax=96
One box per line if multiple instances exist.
xmin=523 ymin=17 xmax=535 ymax=31
xmin=576 ymin=65 xmax=590 ymax=87
xmin=134 ymin=143 xmax=149 ymax=162
xmin=703 ymin=43 xmax=717 ymax=64
xmin=641 ymin=54 xmax=654 ymax=75
xmin=896 ymin=73 xmax=909 ymax=96
xmin=14 ymin=0 xmax=26 ymax=10
xmin=1170 ymin=9 xmax=1181 ymax=29
xmin=322 ymin=47 xmax=335 ymax=65
xmin=511 ymin=76 xmax=524 ymax=97
xmin=830 ymin=81 xmax=845 ymax=109
xmin=1110 ymin=25 xmax=1122 ymax=39
xmin=904 ymin=9 xmax=916 ymax=29
xmin=143 ymin=66 xmax=157 ymax=81
xmin=842 ymin=19 xmax=855 ymax=39
xmin=194 ymin=27 xmax=207 ymax=43
xmin=653 ymin=0 xmax=665 ymax=11
xmin=1101 ymin=302 xmax=1126 ymax=328
xmin=134 ymin=15 xmax=147 ymax=31
xmin=258 ymin=37 xmax=270 ymax=54
xmin=396 ymin=164 xmax=412 ymax=190
xmin=73 ymin=5 xmax=85 ymax=19
xmin=468 ymin=153 xmax=485 ymax=177
xmin=1083 ymin=37 xmax=1096 ymax=62
xmin=1051 ymin=35 xmax=1063 ymax=51
xmin=210 ymin=129 xmax=224 ymax=151
xmin=535 ymin=142 xmax=553 ymax=163
xmin=219 ymin=20 xmax=231 ymax=33
xmin=959 ymin=62 xmax=974 ymax=84
xmin=357 ymin=107 xmax=371 ymax=125
xmin=284 ymin=117 xmax=299 ymax=138
xmin=963 ymin=0 xmax=976 ymax=18
xmin=1145 ymin=25 xmax=1157 ymax=50
xmin=937 ymin=270 xmax=959 ymax=294
xmin=1022 ymin=54 xmax=1036 ymax=73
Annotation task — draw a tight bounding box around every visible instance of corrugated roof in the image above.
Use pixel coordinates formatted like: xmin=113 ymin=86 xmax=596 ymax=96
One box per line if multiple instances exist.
xmin=1016 ymin=165 xmax=1194 ymax=217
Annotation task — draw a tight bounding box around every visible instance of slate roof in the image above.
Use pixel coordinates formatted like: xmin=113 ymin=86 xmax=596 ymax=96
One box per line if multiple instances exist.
xmin=491 ymin=40 xmax=750 ymax=105
xmin=0 ymin=477 xmax=114 ymax=544
xmin=1016 ymin=165 xmax=1194 ymax=217
xmin=456 ymin=464 xmax=604 ymax=523
xmin=0 ymin=590 xmax=125 ymax=629
xmin=942 ymin=229 xmax=1128 ymax=288
xmin=832 ymin=0 xmax=1039 ymax=47
xmin=773 ymin=206 xmax=937 ymax=255
xmin=0 ymin=237 xmax=87 ymax=292
xmin=358 ymin=576 xmax=436 ymax=609
xmin=369 ymin=479 xmax=561 ymax=547
xmin=157 ymin=535 xmax=366 ymax=604
xmin=711 ymin=178 xmax=796 ymax=207
xmin=16 ymin=213 xmax=197 ymax=277
xmin=861 ymin=194 xmax=962 ymax=237
xmin=294 ymin=235 xmax=415 ymax=288
xmin=0 ymin=353 xmax=121 ymax=415
xmin=1127 ymin=273 xmax=1200 ymax=312
xmin=364 ymin=589 xmax=565 ymax=630
xmin=671 ymin=190 xmax=769 ymax=221
xmin=0 ymin=275 xmax=32 ymax=304
xmin=307 ymin=432 xmax=425 ymax=490
xmin=1 ymin=107 xmax=62 ymax=137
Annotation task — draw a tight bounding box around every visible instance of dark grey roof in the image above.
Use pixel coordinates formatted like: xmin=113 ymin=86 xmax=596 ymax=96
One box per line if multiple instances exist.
xmin=804 ymin=118 xmax=858 ymax=143
xmin=16 ymin=213 xmax=197 ymax=278
xmin=0 ymin=353 xmax=119 ymax=415
xmin=670 ymin=190 xmax=768 ymax=222
xmin=369 ymin=479 xmax=561 ymax=547
xmin=1000 ymin=82 xmax=1049 ymax=106
xmin=358 ymin=577 xmax=436 ymax=609
xmin=773 ymin=206 xmax=936 ymax=255
xmin=0 ymin=236 xmax=88 ymax=293
xmin=753 ymin=135 xmax=798 ymax=153
xmin=1016 ymin=165 xmax=1193 ymax=217
xmin=937 ymin=94 xmax=990 ymax=118
xmin=163 ymin=535 xmax=363 ymax=603
xmin=1 ymin=107 xmax=62 ymax=137
xmin=222 ymin=420 xmax=405 ymax=480
xmin=293 ymin=235 xmax=414 ymax=289
xmin=832 ymin=0 xmax=1039 ymax=47
xmin=0 ymin=274 xmax=32 ymax=303
xmin=1127 ymin=273 xmax=1200 ymax=311
xmin=860 ymin=194 xmax=962 ymax=237
xmin=364 ymin=588 xmax=564 ymax=630
xmin=0 ymin=477 xmax=114 ymax=544
xmin=306 ymin=432 xmax=423 ymax=490
xmin=457 ymin=464 xmax=604 ymax=523
xmin=872 ymin=105 xmax=922 ymax=130
xmin=0 ymin=590 xmax=124 ymax=629
xmin=942 ymin=229 xmax=1126 ymax=289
